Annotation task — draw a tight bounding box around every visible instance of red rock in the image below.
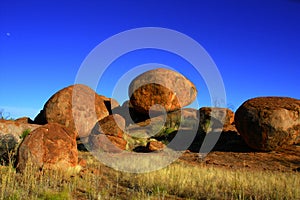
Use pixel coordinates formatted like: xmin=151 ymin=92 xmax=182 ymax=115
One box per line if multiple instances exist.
xmin=129 ymin=68 xmax=197 ymax=115
xmin=168 ymin=108 xmax=199 ymax=129
xmin=17 ymin=123 xmax=78 ymax=172
xmin=235 ymin=97 xmax=300 ymax=151
xmin=89 ymin=114 xmax=128 ymax=153
xmin=147 ymin=140 xmax=165 ymax=152
xmin=125 ymin=108 xmax=199 ymax=139
xmin=34 ymin=84 xmax=119 ymax=138
xmin=78 ymin=158 xmax=87 ymax=168
xmin=112 ymin=100 xmax=150 ymax=124
xmin=0 ymin=119 xmax=40 ymax=162
xmin=15 ymin=117 xmax=34 ymax=124
xmin=199 ymin=107 xmax=234 ymax=132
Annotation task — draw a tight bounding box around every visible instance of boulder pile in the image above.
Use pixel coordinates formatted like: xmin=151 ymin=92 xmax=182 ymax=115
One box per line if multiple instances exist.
xmin=0 ymin=67 xmax=299 ymax=172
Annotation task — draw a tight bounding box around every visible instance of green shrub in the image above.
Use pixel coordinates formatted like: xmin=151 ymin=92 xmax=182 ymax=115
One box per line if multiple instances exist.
xmin=20 ymin=129 xmax=31 ymax=140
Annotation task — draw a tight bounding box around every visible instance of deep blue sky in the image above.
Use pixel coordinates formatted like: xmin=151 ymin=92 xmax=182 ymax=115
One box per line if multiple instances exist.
xmin=1 ymin=0 xmax=300 ymax=119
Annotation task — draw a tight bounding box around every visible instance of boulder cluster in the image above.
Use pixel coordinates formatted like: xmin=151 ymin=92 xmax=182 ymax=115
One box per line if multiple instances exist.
xmin=0 ymin=68 xmax=299 ymax=172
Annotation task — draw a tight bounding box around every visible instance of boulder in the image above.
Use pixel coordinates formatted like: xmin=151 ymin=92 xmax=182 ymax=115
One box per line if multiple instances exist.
xmin=147 ymin=140 xmax=165 ymax=152
xmin=89 ymin=114 xmax=128 ymax=153
xmin=16 ymin=123 xmax=78 ymax=172
xmin=126 ymin=108 xmax=199 ymax=139
xmin=0 ymin=119 xmax=40 ymax=163
xmin=132 ymin=140 xmax=165 ymax=152
xmin=15 ymin=117 xmax=34 ymax=124
xmin=199 ymin=107 xmax=234 ymax=133
xmin=34 ymin=84 xmax=119 ymax=138
xmin=129 ymin=68 xmax=197 ymax=115
xmin=112 ymin=100 xmax=149 ymax=125
xmin=235 ymin=97 xmax=300 ymax=151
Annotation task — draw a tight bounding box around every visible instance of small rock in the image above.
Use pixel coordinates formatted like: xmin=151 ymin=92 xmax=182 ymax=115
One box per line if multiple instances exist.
xmin=147 ymin=140 xmax=165 ymax=152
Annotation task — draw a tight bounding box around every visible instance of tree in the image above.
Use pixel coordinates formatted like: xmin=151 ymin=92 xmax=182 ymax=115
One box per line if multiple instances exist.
xmin=0 ymin=109 xmax=11 ymax=120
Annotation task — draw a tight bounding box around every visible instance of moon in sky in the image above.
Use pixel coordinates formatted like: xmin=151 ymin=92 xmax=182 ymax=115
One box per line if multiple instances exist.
xmin=6 ymin=32 xmax=11 ymax=36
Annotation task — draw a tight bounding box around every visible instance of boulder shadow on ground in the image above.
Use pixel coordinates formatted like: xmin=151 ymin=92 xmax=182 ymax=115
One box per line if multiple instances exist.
xmin=154 ymin=128 xmax=256 ymax=153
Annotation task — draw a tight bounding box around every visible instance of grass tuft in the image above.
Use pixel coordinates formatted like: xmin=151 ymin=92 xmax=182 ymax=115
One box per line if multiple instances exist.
xmin=20 ymin=129 xmax=31 ymax=140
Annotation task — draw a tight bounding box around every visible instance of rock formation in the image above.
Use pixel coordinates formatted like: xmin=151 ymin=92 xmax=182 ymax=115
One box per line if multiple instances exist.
xmin=34 ymin=84 xmax=118 ymax=138
xmin=0 ymin=119 xmax=40 ymax=163
xmin=17 ymin=123 xmax=78 ymax=172
xmin=199 ymin=107 xmax=234 ymax=133
xmin=129 ymin=68 xmax=197 ymax=115
xmin=235 ymin=97 xmax=300 ymax=151
xmin=89 ymin=114 xmax=128 ymax=153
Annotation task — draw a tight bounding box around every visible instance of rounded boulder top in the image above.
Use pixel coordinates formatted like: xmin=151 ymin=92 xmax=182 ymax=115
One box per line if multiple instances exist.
xmin=128 ymin=68 xmax=197 ymax=114
xmin=34 ymin=84 xmax=119 ymax=138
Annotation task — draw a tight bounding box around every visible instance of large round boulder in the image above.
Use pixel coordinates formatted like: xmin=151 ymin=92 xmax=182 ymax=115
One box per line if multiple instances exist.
xmin=17 ymin=123 xmax=78 ymax=172
xmin=128 ymin=68 xmax=197 ymax=115
xmin=34 ymin=84 xmax=119 ymax=138
xmin=235 ymin=97 xmax=300 ymax=151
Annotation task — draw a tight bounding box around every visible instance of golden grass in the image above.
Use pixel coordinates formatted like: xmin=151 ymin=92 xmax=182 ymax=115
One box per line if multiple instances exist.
xmin=0 ymin=152 xmax=299 ymax=200
xmin=121 ymin=162 xmax=300 ymax=199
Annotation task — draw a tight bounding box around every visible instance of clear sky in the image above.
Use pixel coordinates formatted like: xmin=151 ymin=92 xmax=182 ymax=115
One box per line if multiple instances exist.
xmin=1 ymin=0 xmax=299 ymax=119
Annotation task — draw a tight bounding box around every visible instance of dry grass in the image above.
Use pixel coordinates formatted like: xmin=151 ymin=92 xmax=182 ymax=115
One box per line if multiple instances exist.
xmin=0 ymin=152 xmax=299 ymax=200
xmin=121 ymin=162 xmax=300 ymax=199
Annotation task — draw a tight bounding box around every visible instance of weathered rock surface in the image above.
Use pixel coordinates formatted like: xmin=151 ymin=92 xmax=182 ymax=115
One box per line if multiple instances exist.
xmin=199 ymin=107 xmax=234 ymax=133
xmin=34 ymin=84 xmax=119 ymax=138
xmin=126 ymin=108 xmax=199 ymax=139
xmin=132 ymin=139 xmax=166 ymax=152
xmin=15 ymin=117 xmax=34 ymax=124
xmin=129 ymin=68 xmax=197 ymax=115
xmin=0 ymin=119 xmax=40 ymax=162
xmin=112 ymin=100 xmax=149 ymax=125
xmin=17 ymin=123 xmax=78 ymax=172
xmin=89 ymin=114 xmax=128 ymax=153
xmin=147 ymin=140 xmax=165 ymax=152
xmin=235 ymin=97 xmax=300 ymax=151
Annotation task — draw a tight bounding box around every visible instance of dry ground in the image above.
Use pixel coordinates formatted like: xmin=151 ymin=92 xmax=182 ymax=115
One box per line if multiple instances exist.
xmin=0 ymin=145 xmax=299 ymax=199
